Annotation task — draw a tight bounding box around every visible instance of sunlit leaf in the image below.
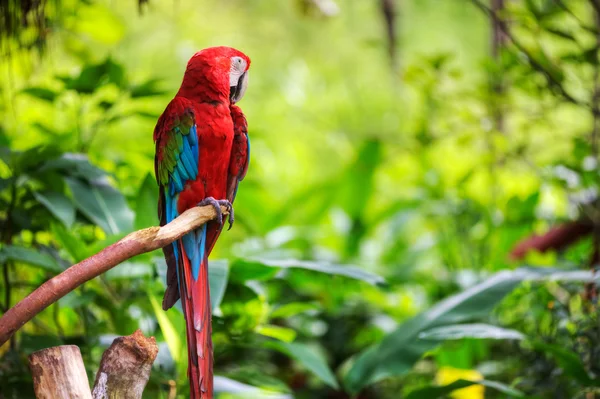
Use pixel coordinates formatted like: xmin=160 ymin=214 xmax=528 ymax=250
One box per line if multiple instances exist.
xmin=418 ymin=324 xmax=524 ymax=341
xmin=214 ymin=376 xmax=292 ymax=398
xmin=256 ymin=325 xmax=297 ymax=342
xmin=149 ymin=293 xmax=182 ymax=363
xmin=344 ymin=268 xmax=600 ymax=393
xmin=134 ymin=173 xmax=158 ymax=230
xmin=405 ymin=379 xmax=525 ymax=399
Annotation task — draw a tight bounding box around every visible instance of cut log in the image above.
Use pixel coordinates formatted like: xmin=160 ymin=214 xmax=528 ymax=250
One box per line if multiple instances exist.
xmin=91 ymin=329 xmax=158 ymax=399
xmin=28 ymin=345 xmax=92 ymax=399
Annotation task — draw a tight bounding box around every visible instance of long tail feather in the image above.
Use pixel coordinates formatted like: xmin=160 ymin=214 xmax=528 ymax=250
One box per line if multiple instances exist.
xmin=178 ymin=225 xmax=213 ymax=398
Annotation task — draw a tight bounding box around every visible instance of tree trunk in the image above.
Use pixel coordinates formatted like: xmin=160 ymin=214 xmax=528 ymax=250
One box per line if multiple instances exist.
xmin=28 ymin=345 xmax=92 ymax=399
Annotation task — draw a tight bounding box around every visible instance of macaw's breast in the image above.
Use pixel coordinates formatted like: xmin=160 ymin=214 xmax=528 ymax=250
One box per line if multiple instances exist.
xmin=177 ymin=101 xmax=234 ymax=214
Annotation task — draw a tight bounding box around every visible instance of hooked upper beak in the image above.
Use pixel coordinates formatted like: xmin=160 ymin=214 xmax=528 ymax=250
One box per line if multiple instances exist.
xmin=230 ymin=71 xmax=248 ymax=104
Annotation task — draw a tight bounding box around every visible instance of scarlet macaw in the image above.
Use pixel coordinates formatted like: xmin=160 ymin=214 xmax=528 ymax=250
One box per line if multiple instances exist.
xmin=154 ymin=46 xmax=251 ymax=398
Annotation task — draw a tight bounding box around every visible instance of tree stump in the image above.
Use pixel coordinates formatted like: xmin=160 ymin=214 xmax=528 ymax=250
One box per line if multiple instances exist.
xmin=28 ymin=345 xmax=92 ymax=399
xmin=91 ymin=329 xmax=158 ymax=399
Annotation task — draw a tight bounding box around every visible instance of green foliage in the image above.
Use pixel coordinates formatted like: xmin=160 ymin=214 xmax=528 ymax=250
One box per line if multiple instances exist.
xmin=2 ymin=1 xmax=600 ymax=398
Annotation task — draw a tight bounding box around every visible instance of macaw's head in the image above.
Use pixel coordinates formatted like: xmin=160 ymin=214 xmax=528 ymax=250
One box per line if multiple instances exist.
xmin=178 ymin=46 xmax=251 ymax=105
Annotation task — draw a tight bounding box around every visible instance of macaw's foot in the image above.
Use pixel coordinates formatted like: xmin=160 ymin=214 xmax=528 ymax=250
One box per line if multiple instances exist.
xmin=197 ymin=197 xmax=234 ymax=230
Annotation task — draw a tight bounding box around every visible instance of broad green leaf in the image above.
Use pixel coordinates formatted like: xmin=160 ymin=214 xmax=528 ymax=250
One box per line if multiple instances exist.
xmin=418 ymin=324 xmax=524 ymax=341
xmin=269 ymin=342 xmax=339 ymax=389
xmin=256 ymin=325 xmax=297 ymax=342
xmin=40 ymin=153 xmax=106 ymax=181
xmin=65 ymin=177 xmax=133 ymax=235
xmin=232 ymin=257 xmax=385 ymax=286
xmin=405 ymin=379 xmax=525 ymax=399
xmin=344 ymin=268 xmax=599 ymax=394
xmin=209 ymin=260 xmax=230 ymax=311
xmin=0 ymin=245 xmax=62 ymax=272
xmin=214 ymin=376 xmax=292 ymax=398
xmin=134 ymin=173 xmax=158 ymax=230
xmin=33 ymin=191 xmax=75 ymax=228
xmin=149 ymin=293 xmax=182 ymax=363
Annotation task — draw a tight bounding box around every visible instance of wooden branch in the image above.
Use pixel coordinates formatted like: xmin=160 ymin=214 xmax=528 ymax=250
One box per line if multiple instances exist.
xmin=28 ymin=345 xmax=92 ymax=399
xmin=0 ymin=204 xmax=228 ymax=346
xmin=92 ymin=330 xmax=158 ymax=399
xmin=509 ymin=220 xmax=594 ymax=260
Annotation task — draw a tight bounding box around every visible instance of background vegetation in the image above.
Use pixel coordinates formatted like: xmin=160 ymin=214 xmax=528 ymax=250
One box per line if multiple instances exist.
xmin=1 ymin=0 xmax=600 ymax=398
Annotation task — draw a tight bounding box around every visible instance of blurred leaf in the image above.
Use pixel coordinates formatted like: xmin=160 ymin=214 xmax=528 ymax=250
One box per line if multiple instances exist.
xmin=533 ymin=342 xmax=599 ymax=386
xmin=33 ymin=191 xmax=75 ymax=228
xmin=65 ymin=177 xmax=133 ymax=234
xmin=40 ymin=153 xmax=106 ymax=181
xmin=134 ymin=173 xmax=158 ymax=230
xmin=340 ymin=139 xmax=381 ymax=219
xmin=270 ymin=302 xmax=320 ymax=318
xmin=20 ymin=334 xmax=63 ymax=353
xmin=0 ymin=245 xmax=62 ymax=272
xmin=405 ymin=379 xmax=525 ymax=399
xmin=209 ymin=259 xmax=229 ymax=311
xmin=21 ymin=87 xmax=59 ymax=102
xmin=149 ymin=293 xmax=182 ymax=363
xmin=269 ymin=342 xmax=339 ymax=389
xmin=130 ymin=78 xmax=168 ymax=98
xmin=256 ymin=325 xmax=297 ymax=342
xmin=232 ymin=257 xmax=385 ymax=286
xmin=58 ymin=290 xmax=97 ymax=308
xmin=418 ymin=324 xmax=525 ymax=341
xmin=105 ymin=261 xmax=152 ymax=280
xmin=65 ymin=58 xmax=127 ymax=93
xmin=73 ymin=4 xmax=125 ymax=45
xmin=51 ymin=223 xmax=89 ymax=262
xmin=214 ymin=376 xmax=292 ymax=398
xmin=344 ymin=268 xmax=600 ymax=393
xmin=12 ymin=145 xmax=62 ymax=173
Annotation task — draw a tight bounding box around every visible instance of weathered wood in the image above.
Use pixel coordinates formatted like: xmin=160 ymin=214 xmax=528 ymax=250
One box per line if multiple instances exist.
xmin=28 ymin=345 xmax=92 ymax=399
xmin=91 ymin=330 xmax=158 ymax=399
xmin=0 ymin=204 xmax=228 ymax=346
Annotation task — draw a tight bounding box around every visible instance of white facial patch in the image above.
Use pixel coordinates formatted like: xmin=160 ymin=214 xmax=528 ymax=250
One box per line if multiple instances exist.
xmin=230 ymin=56 xmax=247 ymax=87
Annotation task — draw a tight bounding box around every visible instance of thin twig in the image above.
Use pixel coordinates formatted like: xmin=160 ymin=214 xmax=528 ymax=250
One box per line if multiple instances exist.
xmin=0 ymin=204 xmax=229 ymax=346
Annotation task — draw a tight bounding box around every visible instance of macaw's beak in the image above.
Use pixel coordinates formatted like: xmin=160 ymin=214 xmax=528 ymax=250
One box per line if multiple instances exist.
xmin=230 ymin=71 xmax=248 ymax=104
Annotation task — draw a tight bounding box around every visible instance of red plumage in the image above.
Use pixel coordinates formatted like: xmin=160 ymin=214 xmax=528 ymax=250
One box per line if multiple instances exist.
xmin=154 ymin=47 xmax=251 ymax=399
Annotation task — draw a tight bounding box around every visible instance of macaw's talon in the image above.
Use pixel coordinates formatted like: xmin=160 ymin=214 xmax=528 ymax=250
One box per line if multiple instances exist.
xmin=197 ymin=197 xmax=233 ymax=227
xmin=214 ymin=199 xmax=234 ymax=230
xmin=227 ymin=206 xmax=235 ymax=231
xmin=197 ymin=197 xmax=223 ymax=225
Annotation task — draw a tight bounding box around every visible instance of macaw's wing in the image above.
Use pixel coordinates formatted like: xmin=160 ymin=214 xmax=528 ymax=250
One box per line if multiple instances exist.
xmin=154 ymin=97 xmax=200 ymax=310
xmin=227 ymin=105 xmax=250 ymax=204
